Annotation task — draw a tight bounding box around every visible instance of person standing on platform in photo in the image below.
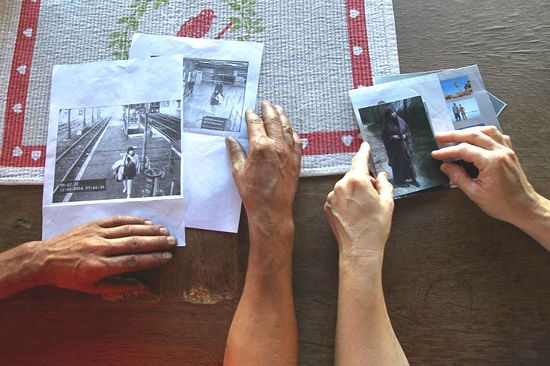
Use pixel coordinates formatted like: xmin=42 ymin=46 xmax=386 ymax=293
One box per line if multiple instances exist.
xmin=381 ymin=107 xmax=419 ymax=187
xmin=210 ymin=82 xmax=225 ymax=114
xmin=112 ymin=146 xmax=140 ymax=199
xmin=453 ymin=102 xmax=462 ymax=122
xmin=460 ymin=104 xmax=468 ymax=120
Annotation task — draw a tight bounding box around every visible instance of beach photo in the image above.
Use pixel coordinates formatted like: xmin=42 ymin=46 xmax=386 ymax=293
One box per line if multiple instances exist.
xmin=53 ymin=101 xmax=182 ymax=203
xmin=447 ymin=97 xmax=482 ymax=123
xmin=440 ymin=75 xmax=473 ymax=100
xmin=357 ymin=96 xmax=449 ymax=197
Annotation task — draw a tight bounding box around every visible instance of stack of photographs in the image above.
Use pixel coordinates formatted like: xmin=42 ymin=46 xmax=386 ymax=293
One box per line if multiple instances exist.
xmin=43 ymin=36 xmax=264 ymax=244
xmin=350 ymin=65 xmax=502 ymax=198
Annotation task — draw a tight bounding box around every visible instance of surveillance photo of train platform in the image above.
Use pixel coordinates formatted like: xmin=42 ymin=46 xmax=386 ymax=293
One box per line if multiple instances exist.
xmin=52 ymin=101 xmax=182 ymax=204
xmin=183 ymin=58 xmax=249 ymax=134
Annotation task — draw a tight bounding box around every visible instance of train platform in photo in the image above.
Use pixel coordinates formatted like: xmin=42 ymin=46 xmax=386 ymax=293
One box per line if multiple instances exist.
xmin=58 ymin=115 xmax=181 ymax=203
xmin=183 ymin=82 xmax=245 ymax=132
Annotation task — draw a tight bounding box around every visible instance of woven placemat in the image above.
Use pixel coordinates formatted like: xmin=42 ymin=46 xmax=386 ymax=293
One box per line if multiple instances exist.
xmin=0 ymin=0 xmax=399 ymax=184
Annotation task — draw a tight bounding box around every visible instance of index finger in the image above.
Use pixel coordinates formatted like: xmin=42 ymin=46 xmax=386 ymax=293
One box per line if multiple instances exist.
xmin=435 ymin=128 xmax=498 ymax=150
xmin=351 ymin=142 xmax=372 ymax=172
xmin=261 ymin=100 xmax=284 ymax=141
xmin=95 ymin=216 xmax=151 ymax=228
xmin=246 ymin=109 xmax=267 ymax=140
xmin=431 ymin=142 xmax=491 ymax=169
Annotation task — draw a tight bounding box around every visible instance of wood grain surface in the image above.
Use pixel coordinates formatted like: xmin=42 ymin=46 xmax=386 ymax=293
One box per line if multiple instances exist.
xmin=1 ymin=1 xmax=549 ymax=365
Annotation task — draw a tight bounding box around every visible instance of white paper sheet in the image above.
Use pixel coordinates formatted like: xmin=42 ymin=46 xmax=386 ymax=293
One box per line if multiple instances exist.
xmin=43 ymin=56 xmax=186 ymax=246
xmin=130 ymin=34 xmax=264 ymax=233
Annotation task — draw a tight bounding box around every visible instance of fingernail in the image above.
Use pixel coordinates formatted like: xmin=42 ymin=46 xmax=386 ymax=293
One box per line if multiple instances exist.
xmin=144 ymin=220 xmax=153 ymax=225
xmin=167 ymin=236 xmax=177 ymax=245
xmin=160 ymin=227 xmax=169 ymax=235
xmin=262 ymin=100 xmax=270 ymax=106
xmin=162 ymin=252 xmax=173 ymax=259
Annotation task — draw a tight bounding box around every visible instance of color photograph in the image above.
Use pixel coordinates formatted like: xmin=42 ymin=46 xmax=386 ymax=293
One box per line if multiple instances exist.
xmin=358 ymin=96 xmax=449 ymax=197
xmin=440 ymin=75 xmax=473 ymax=100
xmin=447 ymin=97 xmax=482 ymax=123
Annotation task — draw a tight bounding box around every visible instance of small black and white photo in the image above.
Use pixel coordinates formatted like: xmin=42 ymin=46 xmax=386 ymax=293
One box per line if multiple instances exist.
xmin=183 ymin=58 xmax=249 ymax=133
xmin=53 ymin=100 xmax=182 ymax=203
xmin=357 ymin=96 xmax=449 ymax=197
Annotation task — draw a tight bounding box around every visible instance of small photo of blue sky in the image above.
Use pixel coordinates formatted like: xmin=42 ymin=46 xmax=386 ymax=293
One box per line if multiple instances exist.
xmin=440 ymin=76 xmax=473 ymax=100
xmin=447 ymin=97 xmax=481 ymax=123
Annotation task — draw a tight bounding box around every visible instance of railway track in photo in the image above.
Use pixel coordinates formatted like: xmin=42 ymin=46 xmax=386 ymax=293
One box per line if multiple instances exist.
xmin=53 ymin=116 xmax=112 ymax=197
xmin=148 ymin=113 xmax=181 ymax=142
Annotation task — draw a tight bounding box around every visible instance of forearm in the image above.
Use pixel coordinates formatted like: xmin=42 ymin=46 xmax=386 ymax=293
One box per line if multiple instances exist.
xmin=336 ymin=253 xmax=408 ymax=366
xmin=224 ymin=214 xmax=298 ymax=366
xmin=514 ymin=194 xmax=550 ymax=251
xmin=0 ymin=242 xmax=44 ymax=300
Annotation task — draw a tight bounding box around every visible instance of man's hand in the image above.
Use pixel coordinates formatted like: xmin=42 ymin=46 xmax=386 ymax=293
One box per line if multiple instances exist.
xmin=324 ymin=142 xmax=394 ymax=258
xmin=223 ymin=101 xmax=301 ymax=366
xmin=28 ymin=216 xmax=176 ymax=296
xmin=431 ymin=126 xmax=546 ymax=227
xmin=226 ymin=101 xmax=302 ymax=225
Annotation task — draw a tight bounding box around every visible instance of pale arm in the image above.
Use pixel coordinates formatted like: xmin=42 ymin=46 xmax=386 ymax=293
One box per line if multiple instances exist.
xmin=337 ymin=254 xmax=408 ymax=366
xmin=325 ymin=143 xmax=408 ymax=366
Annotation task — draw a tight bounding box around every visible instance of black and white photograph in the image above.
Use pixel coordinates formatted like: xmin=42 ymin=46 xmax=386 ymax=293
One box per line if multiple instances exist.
xmin=53 ymin=100 xmax=182 ymax=203
xmin=357 ymin=96 xmax=449 ymax=197
xmin=183 ymin=58 xmax=248 ymax=133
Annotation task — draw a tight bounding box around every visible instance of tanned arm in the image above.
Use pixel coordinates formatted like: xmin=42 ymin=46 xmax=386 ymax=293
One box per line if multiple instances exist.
xmin=224 ymin=101 xmax=302 ymax=366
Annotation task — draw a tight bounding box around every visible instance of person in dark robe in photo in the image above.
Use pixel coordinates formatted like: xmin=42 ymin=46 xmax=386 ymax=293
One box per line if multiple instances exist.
xmin=381 ymin=107 xmax=420 ymax=187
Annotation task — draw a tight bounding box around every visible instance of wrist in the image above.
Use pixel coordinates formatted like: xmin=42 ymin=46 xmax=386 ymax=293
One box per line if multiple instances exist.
xmin=514 ymin=194 xmax=550 ymax=235
xmin=18 ymin=241 xmax=48 ymax=287
xmin=512 ymin=193 xmax=550 ymax=230
xmin=0 ymin=241 xmax=46 ymax=299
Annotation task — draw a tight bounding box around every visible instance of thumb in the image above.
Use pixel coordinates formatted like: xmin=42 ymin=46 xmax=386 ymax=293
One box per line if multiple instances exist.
xmin=225 ymin=137 xmax=246 ymax=174
xmin=376 ymin=172 xmax=394 ymax=206
xmin=441 ymin=163 xmax=477 ymax=197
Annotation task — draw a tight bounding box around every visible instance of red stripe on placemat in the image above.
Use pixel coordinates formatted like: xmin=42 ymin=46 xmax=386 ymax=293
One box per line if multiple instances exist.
xmin=0 ymin=0 xmax=45 ymax=168
xmin=300 ymin=130 xmax=363 ymax=156
xmin=346 ymin=0 xmax=373 ymax=88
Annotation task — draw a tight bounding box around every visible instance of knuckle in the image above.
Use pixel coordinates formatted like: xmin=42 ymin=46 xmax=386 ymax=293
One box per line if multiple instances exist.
xmin=267 ymin=116 xmax=280 ymax=125
xmin=334 ymin=181 xmax=346 ymax=194
xmin=125 ymin=255 xmax=139 ymax=269
xmin=487 ymin=126 xmax=499 ymax=134
xmin=123 ymin=225 xmax=134 ymax=236
xmin=249 ymin=116 xmax=264 ymax=126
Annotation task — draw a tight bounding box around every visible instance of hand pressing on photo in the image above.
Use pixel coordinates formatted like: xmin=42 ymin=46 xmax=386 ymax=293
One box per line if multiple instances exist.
xmin=432 ymin=126 xmax=550 ymax=251
xmin=325 ymin=142 xmax=409 ymax=366
xmin=0 ymin=216 xmax=176 ymax=300
xmin=224 ymin=101 xmax=301 ymax=366
xmin=325 ymin=142 xmax=395 ymax=257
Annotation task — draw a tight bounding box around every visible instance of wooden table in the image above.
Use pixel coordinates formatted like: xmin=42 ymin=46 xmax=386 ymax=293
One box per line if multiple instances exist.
xmin=1 ymin=1 xmax=549 ymax=364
